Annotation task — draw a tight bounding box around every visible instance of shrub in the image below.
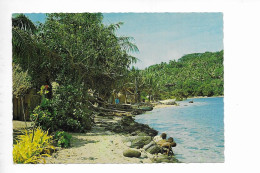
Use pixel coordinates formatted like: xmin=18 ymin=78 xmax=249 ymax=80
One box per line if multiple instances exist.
xmin=50 ymin=84 xmax=93 ymax=132
xmin=12 ymin=63 xmax=32 ymax=98
xmin=30 ymin=86 xmax=56 ymax=132
xmin=31 ymin=84 xmax=93 ymax=133
xmin=13 ymin=127 xmax=55 ymax=164
xmin=54 ymin=131 xmax=72 ymax=148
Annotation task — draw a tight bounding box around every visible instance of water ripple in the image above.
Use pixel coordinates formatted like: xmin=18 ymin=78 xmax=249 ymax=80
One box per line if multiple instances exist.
xmin=135 ymin=97 xmax=224 ymax=163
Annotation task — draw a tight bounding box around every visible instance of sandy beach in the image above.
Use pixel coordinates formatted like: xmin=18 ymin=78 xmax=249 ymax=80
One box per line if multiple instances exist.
xmin=13 ymin=118 xmax=168 ymax=164
xmin=151 ymin=99 xmax=177 ymax=109
xmin=44 ymin=126 xmax=153 ymax=164
xmin=153 ymin=104 xmax=175 ymax=109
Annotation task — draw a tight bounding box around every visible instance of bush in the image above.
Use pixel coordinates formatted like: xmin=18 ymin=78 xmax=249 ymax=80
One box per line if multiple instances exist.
xmin=31 ymin=84 xmax=93 ymax=133
xmin=13 ymin=127 xmax=55 ymax=164
xmin=54 ymin=131 xmax=72 ymax=148
xmin=12 ymin=63 xmax=32 ymax=98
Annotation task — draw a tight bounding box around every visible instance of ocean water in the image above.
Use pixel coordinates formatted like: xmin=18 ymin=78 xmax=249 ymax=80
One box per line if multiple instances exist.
xmin=135 ymin=97 xmax=224 ymax=163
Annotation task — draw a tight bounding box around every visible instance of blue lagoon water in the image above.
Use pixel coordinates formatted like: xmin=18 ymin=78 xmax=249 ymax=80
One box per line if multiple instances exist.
xmin=135 ymin=97 xmax=224 ymax=163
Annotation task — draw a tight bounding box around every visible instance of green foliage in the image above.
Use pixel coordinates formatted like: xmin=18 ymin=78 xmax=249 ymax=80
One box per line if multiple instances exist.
xmin=141 ymin=51 xmax=224 ymax=100
xmin=13 ymin=127 xmax=55 ymax=164
xmin=12 ymin=14 xmax=61 ymax=90
xmin=13 ymin=13 xmax=139 ymax=132
xmin=12 ymin=14 xmax=37 ymax=33
xmin=12 ymin=63 xmax=32 ymax=98
xmin=54 ymin=131 xmax=72 ymax=148
xmin=50 ymin=84 xmax=93 ymax=132
xmin=38 ymin=13 xmax=138 ymax=100
xmin=31 ymin=84 xmax=93 ymax=133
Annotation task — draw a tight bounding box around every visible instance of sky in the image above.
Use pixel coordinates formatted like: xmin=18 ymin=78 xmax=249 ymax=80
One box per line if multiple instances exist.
xmin=24 ymin=13 xmax=223 ymax=69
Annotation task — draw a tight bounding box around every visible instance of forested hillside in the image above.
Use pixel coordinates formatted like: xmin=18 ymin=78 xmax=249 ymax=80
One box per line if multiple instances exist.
xmin=140 ymin=50 xmax=224 ymax=100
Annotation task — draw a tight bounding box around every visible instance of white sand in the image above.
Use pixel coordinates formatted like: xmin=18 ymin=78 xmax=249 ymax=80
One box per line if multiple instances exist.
xmin=45 ymin=126 xmax=153 ymax=164
xmin=13 ymin=120 xmax=154 ymax=164
xmin=153 ymin=104 xmax=175 ymax=109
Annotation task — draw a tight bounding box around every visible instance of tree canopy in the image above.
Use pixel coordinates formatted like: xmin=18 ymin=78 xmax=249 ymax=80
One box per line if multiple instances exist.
xmin=140 ymin=50 xmax=224 ymax=100
xmin=12 ymin=13 xmax=139 ymax=132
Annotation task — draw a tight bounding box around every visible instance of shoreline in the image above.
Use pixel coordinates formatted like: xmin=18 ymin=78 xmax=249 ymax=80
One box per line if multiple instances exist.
xmin=47 ymin=114 xmax=179 ymax=163
xmin=152 ymin=95 xmax=224 ymax=109
xmin=13 ymin=108 xmax=179 ymax=163
xmin=153 ymin=104 xmax=175 ymax=109
xmin=187 ymin=95 xmax=224 ymax=99
xmin=13 ymin=96 xmax=224 ymax=164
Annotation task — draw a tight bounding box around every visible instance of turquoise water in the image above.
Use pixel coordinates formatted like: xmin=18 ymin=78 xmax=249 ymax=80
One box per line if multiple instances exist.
xmin=135 ymin=97 xmax=224 ymax=163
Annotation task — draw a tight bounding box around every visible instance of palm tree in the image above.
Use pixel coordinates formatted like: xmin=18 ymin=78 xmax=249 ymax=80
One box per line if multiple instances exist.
xmin=12 ymin=14 xmax=38 ymax=125
xmin=13 ymin=14 xmax=62 ymax=97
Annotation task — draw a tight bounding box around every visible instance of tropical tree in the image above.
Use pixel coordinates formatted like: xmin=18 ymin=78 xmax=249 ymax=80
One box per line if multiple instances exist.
xmin=140 ymin=50 xmax=224 ymax=99
xmin=12 ymin=14 xmax=61 ymax=97
xmin=16 ymin=13 xmax=139 ymax=132
xmin=12 ymin=63 xmax=32 ymax=126
xmin=39 ymin=13 xmax=138 ymax=99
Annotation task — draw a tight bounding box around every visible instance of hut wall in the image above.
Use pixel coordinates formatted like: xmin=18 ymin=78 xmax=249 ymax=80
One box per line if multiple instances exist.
xmin=13 ymin=89 xmax=41 ymax=121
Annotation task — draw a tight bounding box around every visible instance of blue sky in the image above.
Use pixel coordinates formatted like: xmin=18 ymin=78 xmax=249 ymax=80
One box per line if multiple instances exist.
xmin=24 ymin=13 xmax=223 ymax=69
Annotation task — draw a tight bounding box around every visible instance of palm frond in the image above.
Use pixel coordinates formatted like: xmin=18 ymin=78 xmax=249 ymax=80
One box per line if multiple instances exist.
xmin=118 ymin=36 xmax=139 ymax=53
xmin=107 ymin=22 xmax=124 ymax=32
xmin=12 ymin=14 xmax=37 ymax=34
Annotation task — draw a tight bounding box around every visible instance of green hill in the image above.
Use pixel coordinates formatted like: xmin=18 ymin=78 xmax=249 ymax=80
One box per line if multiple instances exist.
xmin=141 ymin=50 xmax=224 ymax=100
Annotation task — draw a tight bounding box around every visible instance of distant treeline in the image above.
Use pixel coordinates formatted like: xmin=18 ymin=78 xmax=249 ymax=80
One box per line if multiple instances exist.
xmin=140 ymin=50 xmax=224 ymax=100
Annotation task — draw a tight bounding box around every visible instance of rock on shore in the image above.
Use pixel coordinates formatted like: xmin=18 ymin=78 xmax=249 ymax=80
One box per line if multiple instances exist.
xmin=151 ymin=154 xmax=180 ymax=163
xmin=122 ymin=136 xmax=152 ymax=149
xmin=123 ymin=149 xmax=141 ymax=158
xmin=99 ymin=115 xmax=158 ymax=137
xmin=28 ymin=110 xmax=179 ymax=163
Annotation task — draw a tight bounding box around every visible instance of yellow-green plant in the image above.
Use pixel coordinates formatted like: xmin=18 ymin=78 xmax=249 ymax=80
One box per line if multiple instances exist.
xmin=13 ymin=127 xmax=55 ymax=164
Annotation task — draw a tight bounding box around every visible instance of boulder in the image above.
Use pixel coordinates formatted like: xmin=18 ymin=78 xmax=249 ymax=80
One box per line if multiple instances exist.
xmin=120 ymin=116 xmax=134 ymax=126
xmin=131 ymin=131 xmax=148 ymax=136
xmin=138 ymin=106 xmax=153 ymax=111
xmin=189 ymin=100 xmax=193 ymax=103
xmin=151 ymin=154 xmax=180 ymax=163
xmin=146 ymin=144 xmax=161 ymax=154
xmin=132 ymin=109 xmax=145 ymax=115
xmin=143 ymin=141 xmax=156 ymax=150
xmin=122 ymin=136 xmax=152 ymax=148
xmin=136 ymin=132 xmax=148 ymax=136
xmin=125 ymin=142 xmax=132 ymax=147
xmin=161 ymin=141 xmax=177 ymax=148
xmin=123 ymin=149 xmax=141 ymax=158
xmin=104 ymin=115 xmax=158 ymax=137
xmin=141 ymin=153 xmax=148 ymax=158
